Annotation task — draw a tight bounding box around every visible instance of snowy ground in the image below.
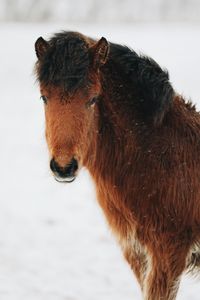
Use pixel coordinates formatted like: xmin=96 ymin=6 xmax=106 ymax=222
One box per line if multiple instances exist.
xmin=0 ymin=22 xmax=200 ymax=300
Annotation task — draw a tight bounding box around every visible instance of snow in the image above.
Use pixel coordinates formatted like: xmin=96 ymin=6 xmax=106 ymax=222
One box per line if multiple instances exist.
xmin=0 ymin=22 xmax=200 ymax=299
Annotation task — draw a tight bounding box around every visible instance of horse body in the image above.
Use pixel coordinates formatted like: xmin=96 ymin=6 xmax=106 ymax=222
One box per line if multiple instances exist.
xmin=87 ymin=88 xmax=200 ymax=298
xmin=35 ymin=31 xmax=200 ymax=299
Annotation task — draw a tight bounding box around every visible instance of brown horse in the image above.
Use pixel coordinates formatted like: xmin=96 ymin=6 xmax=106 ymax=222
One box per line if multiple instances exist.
xmin=34 ymin=31 xmax=200 ymax=300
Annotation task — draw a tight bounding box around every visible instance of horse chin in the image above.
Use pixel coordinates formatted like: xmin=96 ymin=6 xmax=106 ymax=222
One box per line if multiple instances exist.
xmin=54 ymin=176 xmax=76 ymax=183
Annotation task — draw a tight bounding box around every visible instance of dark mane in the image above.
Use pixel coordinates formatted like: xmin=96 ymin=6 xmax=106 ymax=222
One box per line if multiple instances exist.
xmin=107 ymin=43 xmax=174 ymax=125
xmin=35 ymin=31 xmax=90 ymax=92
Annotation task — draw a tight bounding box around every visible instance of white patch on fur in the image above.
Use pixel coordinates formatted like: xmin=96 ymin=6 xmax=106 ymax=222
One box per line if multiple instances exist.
xmin=186 ymin=240 xmax=200 ymax=271
xmin=118 ymin=230 xmax=150 ymax=286
xmin=143 ymin=254 xmax=153 ymax=300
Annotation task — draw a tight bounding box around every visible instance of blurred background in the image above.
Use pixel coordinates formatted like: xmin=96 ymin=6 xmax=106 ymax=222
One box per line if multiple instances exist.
xmin=0 ymin=1 xmax=200 ymax=300
xmin=1 ymin=0 xmax=200 ymax=22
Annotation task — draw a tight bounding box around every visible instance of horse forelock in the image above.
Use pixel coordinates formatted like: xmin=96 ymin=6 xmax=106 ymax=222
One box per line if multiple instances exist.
xmin=36 ymin=31 xmax=91 ymax=94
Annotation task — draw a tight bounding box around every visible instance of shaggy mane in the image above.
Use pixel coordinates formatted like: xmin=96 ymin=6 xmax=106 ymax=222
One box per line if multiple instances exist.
xmin=108 ymin=43 xmax=174 ymax=125
xmin=35 ymin=32 xmax=90 ymax=92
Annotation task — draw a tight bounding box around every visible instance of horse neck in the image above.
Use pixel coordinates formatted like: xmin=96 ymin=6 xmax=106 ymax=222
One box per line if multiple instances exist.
xmin=85 ymin=62 xmax=139 ymax=182
xmin=99 ymin=61 xmax=138 ymax=135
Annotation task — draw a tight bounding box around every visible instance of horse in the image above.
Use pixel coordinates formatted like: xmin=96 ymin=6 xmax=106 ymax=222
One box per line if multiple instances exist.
xmin=34 ymin=31 xmax=200 ymax=300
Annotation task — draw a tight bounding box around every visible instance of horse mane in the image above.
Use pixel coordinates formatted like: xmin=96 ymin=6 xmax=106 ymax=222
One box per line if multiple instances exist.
xmin=35 ymin=31 xmax=90 ymax=93
xmin=107 ymin=43 xmax=175 ymax=126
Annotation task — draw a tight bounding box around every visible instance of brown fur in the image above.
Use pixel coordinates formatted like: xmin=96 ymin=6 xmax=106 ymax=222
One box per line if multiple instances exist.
xmin=35 ymin=31 xmax=200 ymax=300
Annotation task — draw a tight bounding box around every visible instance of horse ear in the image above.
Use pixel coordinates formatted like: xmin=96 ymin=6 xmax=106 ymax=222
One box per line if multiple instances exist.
xmin=35 ymin=37 xmax=49 ymax=59
xmin=92 ymin=37 xmax=109 ymax=68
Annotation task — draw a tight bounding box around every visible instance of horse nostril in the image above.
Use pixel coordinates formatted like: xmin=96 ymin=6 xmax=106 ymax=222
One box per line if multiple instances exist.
xmin=50 ymin=158 xmax=78 ymax=178
xmin=67 ymin=158 xmax=78 ymax=176
xmin=50 ymin=158 xmax=57 ymax=173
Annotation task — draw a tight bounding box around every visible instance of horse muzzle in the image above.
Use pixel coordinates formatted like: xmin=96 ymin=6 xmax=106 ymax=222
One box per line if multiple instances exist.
xmin=50 ymin=157 xmax=78 ymax=183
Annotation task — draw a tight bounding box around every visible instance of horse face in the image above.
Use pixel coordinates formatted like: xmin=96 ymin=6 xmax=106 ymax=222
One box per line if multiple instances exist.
xmin=35 ymin=33 xmax=109 ymax=183
xmin=40 ymin=84 xmax=100 ymax=182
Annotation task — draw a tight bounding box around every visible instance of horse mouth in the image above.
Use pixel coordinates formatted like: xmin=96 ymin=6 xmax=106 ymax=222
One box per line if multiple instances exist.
xmin=54 ymin=175 xmax=76 ymax=183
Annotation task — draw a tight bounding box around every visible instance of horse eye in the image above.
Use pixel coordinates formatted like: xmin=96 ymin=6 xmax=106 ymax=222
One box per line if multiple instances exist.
xmin=40 ymin=95 xmax=48 ymax=104
xmin=86 ymin=97 xmax=97 ymax=108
